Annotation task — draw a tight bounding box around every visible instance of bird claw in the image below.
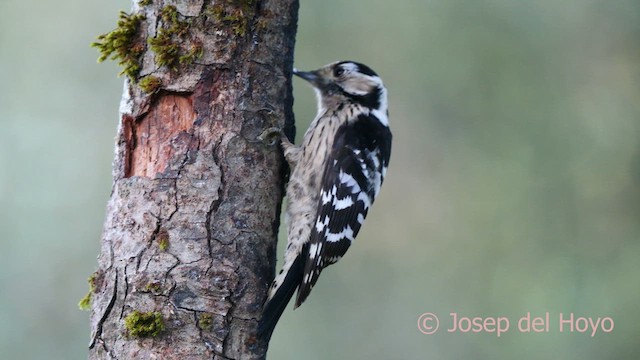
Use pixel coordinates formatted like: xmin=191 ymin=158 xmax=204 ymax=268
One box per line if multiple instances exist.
xmin=257 ymin=127 xmax=283 ymax=146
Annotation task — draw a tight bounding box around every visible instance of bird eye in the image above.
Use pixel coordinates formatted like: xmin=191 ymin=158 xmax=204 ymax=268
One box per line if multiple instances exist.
xmin=334 ymin=67 xmax=345 ymax=77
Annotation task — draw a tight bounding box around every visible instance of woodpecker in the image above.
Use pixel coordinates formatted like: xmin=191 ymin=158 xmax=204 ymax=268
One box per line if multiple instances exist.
xmin=259 ymin=61 xmax=392 ymax=339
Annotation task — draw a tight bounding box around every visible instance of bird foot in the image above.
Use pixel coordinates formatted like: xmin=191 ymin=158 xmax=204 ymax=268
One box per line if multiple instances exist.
xmin=257 ymin=127 xmax=283 ymax=146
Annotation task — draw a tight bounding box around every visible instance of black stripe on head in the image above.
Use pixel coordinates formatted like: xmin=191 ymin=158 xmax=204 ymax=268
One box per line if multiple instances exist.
xmin=341 ymin=86 xmax=382 ymax=109
xmin=354 ymin=62 xmax=378 ymax=77
xmin=337 ymin=61 xmax=379 ymax=77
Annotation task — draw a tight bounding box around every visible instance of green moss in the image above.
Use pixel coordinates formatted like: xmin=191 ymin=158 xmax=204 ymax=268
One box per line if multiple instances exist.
xmin=144 ymin=281 xmax=162 ymax=293
xmin=125 ymin=310 xmax=165 ymax=338
xmin=156 ymin=228 xmax=170 ymax=250
xmin=227 ymin=13 xmax=249 ymax=36
xmin=78 ymin=292 xmax=92 ymax=311
xmin=160 ymin=5 xmax=179 ymax=25
xmin=149 ymin=6 xmax=194 ymax=69
xmin=78 ymin=272 xmax=99 ymax=311
xmin=158 ymin=237 xmax=169 ymax=251
xmin=179 ymin=42 xmax=203 ymax=65
xmin=138 ymin=76 xmax=162 ymax=93
xmin=92 ymin=11 xmax=146 ymax=80
xmin=207 ymin=1 xmax=256 ymax=37
xmin=139 ymin=0 xmax=152 ymax=6
xmin=148 ymin=30 xmax=180 ymax=68
xmin=207 ymin=4 xmax=225 ymax=18
xmin=88 ymin=272 xmax=98 ymax=288
xmin=199 ymin=313 xmax=213 ymax=330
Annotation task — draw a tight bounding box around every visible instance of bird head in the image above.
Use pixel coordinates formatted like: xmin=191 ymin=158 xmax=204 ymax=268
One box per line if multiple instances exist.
xmin=293 ymin=61 xmax=387 ymax=113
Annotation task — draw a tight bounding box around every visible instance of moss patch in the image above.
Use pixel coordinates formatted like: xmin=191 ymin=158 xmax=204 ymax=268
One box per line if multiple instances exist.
xmin=148 ymin=30 xmax=181 ymax=68
xmin=144 ymin=281 xmax=162 ymax=293
xmin=78 ymin=272 xmax=99 ymax=311
xmin=198 ymin=313 xmax=213 ymax=330
xmin=78 ymin=292 xmax=92 ymax=311
xmin=124 ymin=310 xmax=165 ymax=338
xmin=92 ymin=11 xmax=146 ymax=80
xmin=179 ymin=41 xmax=204 ymax=65
xmin=148 ymin=5 xmax=201 ymax=69
xmin=158 ymin=237 xmax=169 ymax=251
xmin=156 ymin=228 xmax=170 ymax=251
xmin=207 ymin=0 xmax=257 ymax=37
xmin=138 ymin=76 xmax=162 ymax=93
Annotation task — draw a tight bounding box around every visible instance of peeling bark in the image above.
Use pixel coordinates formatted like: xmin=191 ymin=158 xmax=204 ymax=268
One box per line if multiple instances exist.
xmin=89 ymin=0 xmax=298 ymax=359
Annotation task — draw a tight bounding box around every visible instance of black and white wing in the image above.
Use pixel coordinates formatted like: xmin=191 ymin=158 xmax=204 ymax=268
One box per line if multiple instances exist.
xmin=295 ymin=113 xmax=392 ymax=307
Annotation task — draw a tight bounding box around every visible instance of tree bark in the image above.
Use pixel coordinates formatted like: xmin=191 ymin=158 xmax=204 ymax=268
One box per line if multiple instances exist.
xmin=88 ymin=0 xmax=298 ymax=359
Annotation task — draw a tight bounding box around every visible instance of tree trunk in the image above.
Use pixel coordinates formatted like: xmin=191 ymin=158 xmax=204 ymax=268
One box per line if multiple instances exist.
xmin=88 ymin=1 xmax=298 ymax=359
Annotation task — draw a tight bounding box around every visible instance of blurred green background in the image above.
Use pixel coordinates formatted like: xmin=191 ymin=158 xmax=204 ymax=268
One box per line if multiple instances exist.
xmin=1 ymin=0 xmax=639 ymax=359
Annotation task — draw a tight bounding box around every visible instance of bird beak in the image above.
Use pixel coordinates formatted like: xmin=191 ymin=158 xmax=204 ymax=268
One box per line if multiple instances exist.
xmin=293 ymin=68 xmax=321 ymax=86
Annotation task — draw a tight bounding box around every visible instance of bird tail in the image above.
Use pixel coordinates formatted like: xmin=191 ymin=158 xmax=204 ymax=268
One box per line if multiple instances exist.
xmin=258 ymin=249 xmax=306 ymax=341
